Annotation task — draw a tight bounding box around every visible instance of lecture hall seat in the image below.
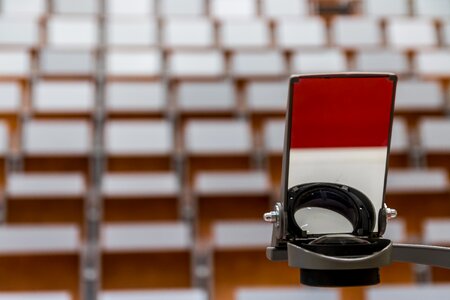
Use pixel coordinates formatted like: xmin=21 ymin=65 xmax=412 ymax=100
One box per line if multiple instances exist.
xmin=230 ymin=50 xmax=287 ymax=79
xmin=262 ymin=118 xmax=285 ymax=188
xmin=219 ymin=19 xmax=271 ymax=49
xmin=415 ymin=51 xmax=450 ymax=79
xmin=386 ymin=18 xmax=438 ymax=50
xmin=291 ymin=49 xmax=347 ymax=73
xmin=99 ymin=289 xmax=207 ymax=300
xmin=0 ymin=292 xmax=71 ymax=300
xmin=353 ymin=50 xmax=410 ymax=75
xmin=235 ymin=287 xmax=339 ymax=300
xmin=412 ymin=0 xmax=450 ymax=18
xmin=1 ymin=0 xmax=47 ymax=16
xmin=38 ymin=48 xmax=97 ymax=79
xmin=163 ymin=18 xmax=214 ymax=49
xmin=158 ymin=0 xmax=205 ymax=16
xmin=168 ymin=50 xmax=225 ymax=79
xmin=106 ymin=0 xmax=155 ymax=16
xmin=367 ymin=284 xmax=450 ymax=300
xmin=0 ymin=82 xmax=20 ymax=139
xmin=362 ymin=0 xmax=409 ymax=17
xmin=106 ymin=18 xmax=157 ymax=48
xmin=46 ymin=16 xmax=99 ymax=49
xmin=260 ymin=0 xmax=309 ymax=18
xmin=0 ymin=17 xmax=39 ymax=48
xmin=419 ymin=118 xmax=450 ymax=174
xmin=0 ymin=50 xmax=31 ymax=80
xmin=210 ymin=0 xmax=256 ymax=19
xmin=106 ymin=50 xmax=162 ymax=80
xmin=274 ymin=18 xmax=327 ymax=49
xmin=331 ymin=17 xmax=382 ymax=49
xmin=52 ymin=0 xmax=99 ymax=15
xmin=389 ymin=118 xmax=410 ymax=168
xmin=423 ymin=219 xmax=450 ymax=282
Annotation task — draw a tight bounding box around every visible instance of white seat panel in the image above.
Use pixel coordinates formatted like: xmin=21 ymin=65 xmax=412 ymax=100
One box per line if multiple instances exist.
xmin=53 ymin=0 xmax=99 ymax=14
xmin=231 ymin=51 xmax=286 ymax=77
xmin=105 ymin=82 xmax=165 ymax=112
xmin=383 ymin=219 xmax=406 ymax=242
xmin=194 ymin=171 xmax=269 ymax=195
xmin=236 ymin=288 xmax=339 ymax=300
xmin=163 ymin=18 xmax=214 ymax=48
xmin=102 ymin=172 xmax=179 ymax=197
xmin=0 ymin=82 xmax=21 ymax=112
xmin=102 ymin=222 xmax=191 ymax=251
xmin=390 ymin=118 xmax=409 ymax=153
xmin=213 ymin=221 xmax=272 ymax=249
xmin=354 ymin=50 xmax=409 ymax=74
xmin=395 ymin=80 xmax=444 ymax=111
xmin=332 ymin=17 xmax=381 ymax=47
xmin=7 ymin=173 xmax=86 ymax=197
xmin=99 ymin=289 xmax=207 ymax=300
xmin=292 ymin=50 xmax=346 ymax=73
xmin=220 ymin=19 xmax=270 ymax=49
xmin=33 ymin=81 xmax=95 ymax=113
xmin=263 ymin=119 xmax=285 ymax=154
xmin=247 ymin=81 xmax=287 ymax=112
xmin=107 ymin=0 xmax=155 ymax=16
xmin=424 ymin=220 xmax=450 ymax=244
xmin=363 ymin=0 xmax=409 ymax=17
xmin=211 ymin=0 xmax=256 ymax=19
xmin=105 ymin=120 xmax=173 ymax=155
xmin=276 ymin=18 xmax=326 ymax=48
xmin=0 ymin=122 xmax=9 ymax=155
xmin=261 ymin=0 xmax=308 ymax=17
xmin=386 ymin=19 xmax=437 ymax=49
xmin=159 ymin=0 xmax=205 ymax=16
xmin=0 ymin=51 xmax=30 ymax=76
xmin=0 ymin=225 xmax=80 ymax=254
xmin=0 ymin=292 xmax=71 ymax=300
xmin=1 ymin=0 xmax=47 ymax=16
xmin=367 ymin=285 xmax=450 ymax=300
xmin=419 ymin=118 xmax=450 ymax=151
xmin=416 ymin=51 xmax=450 ymax=77
xmin=168 ymin=51 xmax=225 ymax=77
xmin=106 ymin=50 xmax=162 ymax=77
xmin=413 ymin=0 xmax=450 ymax=18
xmin=387 ymin=169 xmax=449 ymax=193
xmin=177 ymin=81 xmax=235 ymax=111
xmin=106 ymin=18 xmax=157 ymax=47
xmin=23 ymin=120 xmax=92 ymax=155
xmin=47 ymin=17 xmax=98 ymax=48
xmin=443 ymin=21 xmax=450 ymax=46
xmin=0 ymin=17 xmax=39 ymax=46
xmin=39 ymin=49 xmax=95 ymax=75
xmin=185 ymin=120 xmax=252 ymax=154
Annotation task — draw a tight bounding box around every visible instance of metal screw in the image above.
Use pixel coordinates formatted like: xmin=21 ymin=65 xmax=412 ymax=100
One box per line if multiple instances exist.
xmin=386 ymin=207 xmax=397 ymax=220
xmin=264 ymin=210 xmax=279 ymax=223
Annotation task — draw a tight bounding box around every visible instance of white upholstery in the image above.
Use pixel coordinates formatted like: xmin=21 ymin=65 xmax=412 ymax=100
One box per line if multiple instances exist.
xmin=102 ymin=172 xmax=179 ymax=197
xmin=53 ymin=0 xmax=99 ymax=14
xmin=168 ymin=51 xmax=225 ymax=77
xmin=387 ymin=169 xmax=449 ymax=193
xmin=194 ymin=171 xmax=269 ymax=195
xmin=39 ymin=49 xmax=95 ymax=75
xmin=231 ymin=51 xmax=286 ymax=77
xmin=107 ymin=0 xmax=154 ymax=15
xmin=177 ymin=81 xmax=235 ymax=111
xmin=390 ymin=118 xmax=409 ymax=153
xmin=395 ymin=80 xmax=444 ymax=111
xmin=0 ymin=17 xmax=38 ymax=46
xmin=0 ymin=50 xmax=30 ymax=76
xmin=185 ymin=120 xmax=251 ymax=154
xmin=105 ymin=120 xmax=173 ymax=155
xmin=332 ymin=17 xmax=381 ymax=47
xmin=220 ymin=19 xmax=270 ymax=49
xmin=386 ymin=18 xmax=437 ymax=49
xmin=1 ymin=0 xmax=47 ymax=16
xmin=416 ymin=51 xmax=450 ymax=76
xmin=212 ymin=221 xmax=272 ymax=249
xmin=246 ymin=81 xmax=287 ymax=111
xmin=23 ymin=120 xmax=91 ymax=155
xmin=236 ymin=288 xmax=339 ymax=300
xmin=7 ymin=173 xmax=86 ymax=198
xmin=0 ymin=82 xmax=20 ymax=112
xmin=0 ymin=292 xmax=71 ymax=300
xmin=292 ymin=50 xmax=346 ymax=73
xmin=163 ymin=18 xmax=214 ymax=48
xmin=0 ymin=122 xmax=9 ymax=155
xmin=0 ymin=225 xmax=80 ymax=254
xmin=99 ymin=289 xmax=207 ymax=300
xmin=106 ymin=18 xmax=157 ymax=47
xmin=211 ymin=0 xmax=256 ymax=19
xmin=47 ymin=17 xmax=98 ymax=48
xmin=105 ymin=82 xmax=165 ymax=112
xmin=419 ymin=118 xmax=450 ymax=151
xmin=159 ymin=0 xmax=205 ymax=16
xmin=367 ymin=285 xmax=450 ymax=300
xmin=276 ymin=18 xmax=326 ymax=48
xmin=354 ymin=50 xmax=409 ymax=74
xmin=106 ymin=50 xmax=162 ymax=77
xmin=263 ymin=119 xmax=285 ymax=154
xmin=102 ymin=223 xmax=191 ymax=251
xmin=413 ymin=0 xmax=450 ymax=18
xmin=261 ymin=0 xmax=308 ymax=17
xmin=363 ymin=0 xmax=409 ymax=16
xmin=424 ymin=220 xmax=450 ymax=244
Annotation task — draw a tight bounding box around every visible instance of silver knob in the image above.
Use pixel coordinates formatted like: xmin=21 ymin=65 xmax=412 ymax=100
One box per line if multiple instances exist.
xmin=386 ymin=207 xmax=397 ymax=220
xmin=264 ymin=210 xmax=279 ymax=223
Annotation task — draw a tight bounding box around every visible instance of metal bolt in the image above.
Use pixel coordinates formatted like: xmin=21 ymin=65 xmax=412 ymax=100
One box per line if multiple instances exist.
xmin=386 ymin=207 xmax=397 ymax=220
xmin=264 ymin=210 xmax=279 ymax=223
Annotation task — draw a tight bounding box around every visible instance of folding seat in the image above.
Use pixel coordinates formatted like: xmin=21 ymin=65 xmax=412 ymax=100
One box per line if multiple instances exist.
xmin=168 ymin=50 xmax=225 ymax=78
xmin=22 ymin=120 xmax=92 ymax=175
xmin=1 ymin=0 xmax=47 ymax=16
xmin=46 ymin=16 xmax=98 ymax=48
xmin=106 ymin=50 xmax=162 ymax=79
xmin=39 ymin=49 xmax=96 ymax=78
xmin=291 ymin=50 xmax=347 ymax=73
xmin=158 ymin=0 xmax=205 ymax=16
xmin=106 ymin=0 xmax=155 ymax=16
xmin=184 ymin=119 xmax=253 ymax=181
xmin=423 ymin=220 xmax=450 ymax=281
xmin=219 ymin=19 xmax=270 ymax=49
xmin=99 ymin=289 xmax=207 ymax=300
xmin=193 ymin=170 xmax=271 ymax=241
xmin=389 ymin=118 xmax=410 ymax=168
xmin=394 ymin=80 xmax=445 ymax=127
xmin=163 ymin=18 xmax=214 ymax=48
xmin=101 ymin=172 xmax=180 ymax=222
xmin=101 ymin=222 xmax=192 ymax=290
xmin=32 ymin=81 xmax=95 ymax=119
xmin=0 ymin=292 xmax=71 ymax=300
xmin=367 ymin=284 xmax=450 ymax=300
xmin=5 ymin=173 xmax=86 ymax=228
xmin=210 ymin=0 xmax=256 ymax=19
xmin=104 ymin=120 xmax=173 ymax=171
xmin=386 ymin=19 xmax=437 ymax=49
xmin=230 ymin=51 xmax=286 ymax=78
xmin=275 ymin=18 xmax=327 ymax=49
xmin=362 ymin=0 xmax=409 ymax=17
xmin=176 ymin=81 xmax=236 ymax=127
xmin=211 ymin=221 xmax=299 ymax=300
xmin=246 ymin=81 xmax=286 ymax=133
xmin=261 ymin=0 xmax=309 ymax=18
xmin=332 ymin=17 xmax=382 ymax=48
xmin=0 ymin=225 xmax=81 ymax=299
xmin=0 ymin=123 xmax=9 ymax=187
xmin=415 ymin=51 xmax=450 ymax=78
xmin=386 ymin=168 xmax=450 ymax=235
xmin=353 ymin=50 xmax=410 ymax=75
xmin=0 ymin=82 xmax=21 ymax=138
xmin=236 ymin=288 xmax=339 ymax=300
xmin=0 ymin=17 xmax=39 ymax=48
xmin=419 ymin=118 xmax=450 ymax=173
xmin=0 ymin=50 xmax=31 ymax=79
xmin=262 ymin=119 xmax=285 ymax=187
xmin=413 ymin=0 xmax=450 ymax=18
xmin=106 ymin=18 xmax=157 ymax=48
xmin=52 ymin=0 xmax=99 ymax=15
xmin=105 ymin=82 xmax=166 ymax=118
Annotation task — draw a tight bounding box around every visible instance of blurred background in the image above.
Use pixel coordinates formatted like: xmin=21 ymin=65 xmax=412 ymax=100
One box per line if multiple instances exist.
xmin=0 ymin=0 xmax=449 ymax=299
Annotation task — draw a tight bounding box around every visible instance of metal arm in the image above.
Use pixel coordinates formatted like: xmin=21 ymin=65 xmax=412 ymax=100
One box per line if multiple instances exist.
xmin=392 ymin=243 xmax=450 ymax=269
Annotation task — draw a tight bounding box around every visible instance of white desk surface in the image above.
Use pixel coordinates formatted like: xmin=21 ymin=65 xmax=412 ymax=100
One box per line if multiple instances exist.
xmin=395 ymin=80 xmax=443 ymax=110
xmin=168 ymin=50 xmax=225 ymax=77
xmin=2 ymin=0 xmax=47 ymax=15
xmin=106 ymin=18 xmax=157 ymax=47
xmin=177 ymin=81 xmax=235 ymax=111
xmin=0 ymin=17 xmax=38 ymax=46
xmin=53 ymin=0 xmax=98 ymax=14
xmin=276 ymin=18 xmax=326 ymax=48
xmin=0 ymin=292 xmax=71 ymax=300
xmin=106 ymin=50 xmax=162 ymax=77
xmin=333 ymin=17 xmax=381 ymax=47
xmin=211 ymin=0 xmax=256 ymax=19
xmin=246 ymin=81 xmax=287 ymax=111
xmin=292 ymin=49 xmax=346 ymax=73
xmin=236 ymin=287 xmax=339 ymax=300
xmin=231 ymin=51 xmax=286 ymax=76
xmin=159 ymin=0 xmax=205 ymax=16
xmin=262 ymin=0 xmax=309 ymax=17
xmin=416 ymin=51 xmax=450 ymax=76
xmin=355 ymin=50 xmax=409 ymax=74
xmin=386 ymin=169 xmax=449 ymax=193
xmin=163 ymin=18 xmax=214 ymax=48
xmin=100 ymin=289 xmax=207 ymax=300
xmin=106 ymin=82 xmax=165 ymax=112
xmin=220 ymin=19 xmax=270 ymax=49
xmin=39 ymin=49 xmax=95 ymax=75
xmin=387 ymin=19 xmax=437 ymax=49
xmin=0 ymin=50 xmax=30 ymax=76
xmin=194 ymin=171 xmax=269 ymax=195
xmin=213 ymin=221 xmax=272 ymax=249
xmin=419 ymin=118 xmax=450 ymax=151
xmin=0 ymin=82 xmax=20 ymax=112
xmin=107 ymin=0 xmax=155 ymax=16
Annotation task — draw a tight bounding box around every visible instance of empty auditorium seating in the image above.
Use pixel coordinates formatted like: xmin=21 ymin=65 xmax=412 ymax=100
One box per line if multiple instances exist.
xmin=386 ymin=19 xmax=437 ymax=49
xmin=0 ymin=82 xmax=20 ymax=137
xmin=5 ymin=173 xmax=86 ymax=227
xmin=413 ymin=0 xmax=450 ymax=18
xmin=163 ymin=18 xmax=214 ymax=48
xmin=101 ymin=172 xmax=180 ymax=222
xmin=211 ymin=221 xmax=298 ymax=300
xmin=0 ymin=17 xmax=39 ymax=48
xmin=220 ymin=19 xmax=270 ymax=49
xmin=46 ymin=17 xmax=99 ymax=48
xmin=389 ymin=118 xmax=410 ymax=167
xmin=261 ymin=0 xmax=309 ymax=18
xmin=0 ymin=51 xmax=30 ymax=78
xmin=353 ymin=50 xmax=410 ymax=74
xmin=106 ymin=0 xmax=155 ymax=16
xmin=106 ymin=50 xmax=162 ymax=79
xmin=168 ymin=50 xmax=225 ymax=78
xmin=106 ymin=18 xmax=157 ymax=47
xmin=367 ymin=284 xmax=450 ymax=300
xmin=231 ymin=51 xmax=286 ymax=78
xmin=0 ymin=225 xmax=81 ymax=299
xmin=193 ymin=170 xmax=271 ymax=241
xmin=362 ymin=0 xmax=409 ymax=17
xmin=332 ymin=17 xmax=382 ymax=48
xmin=99 ymin=289 xmax=207 ymax=300
xmin=443 ymin=21 xmax=450 ymax=46
xmin=210 ymin=0 xmax=256 ymax=19
xmin=236 ymin=288 xmax=339 ymax=300
xmin=0 ymin=0 xmax=47 ymax=16
xmin=53 ymin=0 xmax=99 ymax=15
xmin=415 ymin=51 xmax=450 ymax=78
xmin=0 ymin=292 xmax=71 ymax=300
xmin=292 ymin=49 xmax=346 ymax=73
xmin=104 ymin=120 xmax=173 ymax=171
xmin=39 ymin=49 xmax=96 ymax=78
xmin=158 ymin=0 xmax=205 ymax=16
xmin=419 ymin=118 xmax=450 ymax=172
xmin=262 ymin=119 xmax=285 ymax=187
xmin=101 ymin=222 xmax=192 ymax=290
xmin=275 ymin=18 xmax=327 ymax=49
